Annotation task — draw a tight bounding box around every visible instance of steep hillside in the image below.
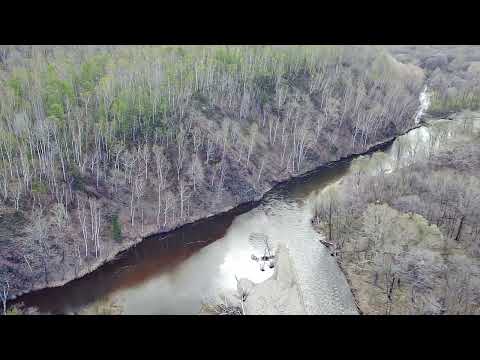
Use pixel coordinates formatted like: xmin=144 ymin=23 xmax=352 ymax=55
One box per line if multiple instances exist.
xmin=312 ymin=112 xmax=480 ymax=314
xmin=388 ymin=45 xmax=480 ymax=116
xmin=0 ymin=46 xmax=424 ymax=301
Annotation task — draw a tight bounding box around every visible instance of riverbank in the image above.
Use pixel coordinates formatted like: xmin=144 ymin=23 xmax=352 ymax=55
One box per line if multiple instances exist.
xmin=312 ymin=112 xmax=480 ymax=314
xmin=7 ymin=115 xmax=431 ymax=311
xmin=1 ymin=47 xmax=429 ymax=308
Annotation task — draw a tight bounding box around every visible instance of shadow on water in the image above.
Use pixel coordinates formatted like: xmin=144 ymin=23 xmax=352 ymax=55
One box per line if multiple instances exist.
xmin=16 ymin=201 xmax=257 ymax=314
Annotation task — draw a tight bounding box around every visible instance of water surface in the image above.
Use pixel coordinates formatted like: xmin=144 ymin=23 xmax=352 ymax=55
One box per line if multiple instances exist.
xmin=19 ymin=90 xmax=471 ymax=315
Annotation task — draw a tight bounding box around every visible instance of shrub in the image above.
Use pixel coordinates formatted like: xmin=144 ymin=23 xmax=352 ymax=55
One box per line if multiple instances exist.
xmin=31 ymin=180 xmax=48 ymax=194
xmin=111 ymin=214 xmax=122 ymax=242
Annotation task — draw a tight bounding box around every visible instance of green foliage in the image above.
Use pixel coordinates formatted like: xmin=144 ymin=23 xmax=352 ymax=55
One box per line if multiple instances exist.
xmin=80 ymin=297 xmax=122 ymax=314
xmin=3 ymin=46 xmax=381 ymax=146
xmin=48 ymin=102 xmax=65 ymax=121
xmin=111 ymin=214 xmax=122 ymax=242
xmin=43 ymin=64 xmax=75 ymax=122
xmin=192 ymin=90 xmax=209 ymax=105
xmin=111 ymin=95 xmax=128 ymax=118
xmin=8 ymin=77 xmax=23 ymax=98
xmin=6 ymin=68 xmax=29 ymax=109
xmin=0 ymin=45 xmax=423 ymax=201
xmin=253 ymin=74 xmax=276 ymax=106
xmin=214 ymin=47 xmax=243 ymax=73
xmin=8 ymin=75 xmax=24 ymax=99
xmin=0 ymin=130 xmax=18 ymax=152
xmin=429 ymin=89 xmax=480 ymax=116
xmin=31 ymin=180 xmax=48 ymax=194
xmin=6 ymin=305 xmax=22 ymax=315
xmin=78 ymin=54 xmax=108 ymax=93
xmin=68 ymin=165 xmax=86 ymax=191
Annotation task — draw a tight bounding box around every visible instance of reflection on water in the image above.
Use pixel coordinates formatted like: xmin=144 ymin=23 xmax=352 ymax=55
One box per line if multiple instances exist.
xmin=17 ymin=202 xmax=256 ymax=314
xmin=17 ymin=155 xmax=354 ymax=314
xmin=18 ymin=110 xmax=477 ymax=314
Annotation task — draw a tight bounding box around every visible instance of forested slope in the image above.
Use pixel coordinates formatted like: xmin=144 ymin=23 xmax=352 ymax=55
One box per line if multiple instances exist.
xmin=313 ymin=113 xmax=480 ymax=314
xmin=0 ymin=45 xmax=423 ymax=302
xmin=389 ymin=45 xmax=480 ymax=116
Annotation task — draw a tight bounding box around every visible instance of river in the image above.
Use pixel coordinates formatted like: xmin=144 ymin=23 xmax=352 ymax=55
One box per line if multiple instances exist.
xmin=16 ymin=88 xmax=459 ymax=315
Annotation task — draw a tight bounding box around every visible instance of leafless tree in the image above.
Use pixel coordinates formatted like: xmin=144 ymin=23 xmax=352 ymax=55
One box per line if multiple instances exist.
xmin=1 ymin=279 xmax=9 ymax=315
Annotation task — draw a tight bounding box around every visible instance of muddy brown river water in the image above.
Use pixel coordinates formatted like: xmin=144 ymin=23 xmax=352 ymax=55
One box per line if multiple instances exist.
xmin=17 ymin=158 xmax=353 ymax=314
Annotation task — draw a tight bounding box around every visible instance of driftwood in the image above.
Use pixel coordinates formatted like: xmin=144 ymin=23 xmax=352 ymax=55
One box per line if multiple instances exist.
xmin=319 ymin=238 xmax=334 ymax=248
xmin=203 ymin=300 xmax=243 ymax=315
xmin=23 ymin=255 xmax=33 ymax=273
xmin=249 ymin=232 xmax=276 ymax=271
xmin=203 ymin=296 xmax=245 ymax=315
xmin=251 ymin=254 xmax=275 ymax=262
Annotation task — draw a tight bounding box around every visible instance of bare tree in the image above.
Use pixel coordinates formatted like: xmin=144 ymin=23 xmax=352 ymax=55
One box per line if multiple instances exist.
xmin=163 ymin=191 xmax=173 ymax=227
xmin=26 ymin=207 xmax=50 ymax=284
xmin=131 ymin=176 xmax=145 ymax=228
xmin=1 ymin=279 xmax=8 ymax=315
xmin=76 ymin=195 xmax=89 ymax=258
xmin=246 ymin=122 xmax=258 ymax=169
xmin=88 ymin=198 xmax=102 ymax=258
xmin=191 ymin=155 xmax=203 ymax=193
xmin=178 ymin=179 xmax=190 ymax=220
xmin=52 ymin=202 xmax=69 ymax=231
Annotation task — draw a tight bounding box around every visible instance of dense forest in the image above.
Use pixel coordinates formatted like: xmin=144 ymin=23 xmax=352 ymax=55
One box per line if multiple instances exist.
xmin=389 ymin=46 xmax=480 ymax=116
xmin=313 ymin=112 xmax=480 ymax=314
xmin=310 ymin=46 xmax=480 ymax=315
xmin=0 ymin=45 xmax=426 ymax=310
